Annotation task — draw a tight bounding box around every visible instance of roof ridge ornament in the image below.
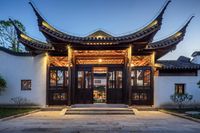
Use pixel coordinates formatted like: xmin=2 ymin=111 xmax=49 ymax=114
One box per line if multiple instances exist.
xmin=156 ymin=0 xmax=171 ymax=21
xmin=179 ymin=16 xmax=194 ymax=33
xmin=146 ymin=15 xmax=194 ymax=60
xmin=149 ymin=15 xmax=194 ymax=45
xmin=29 ymin=1 xmax=45 ymax=23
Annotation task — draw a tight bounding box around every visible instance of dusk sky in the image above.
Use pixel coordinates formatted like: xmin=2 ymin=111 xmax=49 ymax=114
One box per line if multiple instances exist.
xmin=0 ymin=0 xmax=199 ymax=60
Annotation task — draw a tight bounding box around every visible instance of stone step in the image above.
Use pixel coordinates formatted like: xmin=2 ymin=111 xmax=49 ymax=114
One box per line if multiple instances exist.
xmin=66 ymin=108 xmax=134 ymax=115
xmin=71 ymin=104 xmax=128 ymax=108
xmin=41 ymin=106 xmax=67 ymax=111
xmin=132 ymin=106 xmax=158 ymax=111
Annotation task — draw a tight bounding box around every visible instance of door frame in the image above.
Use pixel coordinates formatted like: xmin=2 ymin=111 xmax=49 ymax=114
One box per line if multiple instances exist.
xmin=106 ymin=66 xmax=125 ymax=104
xmin=74 ymin=64 xmax=125 ymax=104
xmin=131 ymin=66 xmax=154 ymax=105
xmin=74 ymin=66 xmax=93 ymax=104
xmin=47 ymin=66 xmax=68 ymax=105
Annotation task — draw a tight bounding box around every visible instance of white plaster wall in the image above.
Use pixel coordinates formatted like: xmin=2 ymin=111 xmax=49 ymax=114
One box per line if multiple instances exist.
xmin=0 ymin=51 xmax=47 ymax=106
xmin=154 ymin=71 xmax=200 ymax=108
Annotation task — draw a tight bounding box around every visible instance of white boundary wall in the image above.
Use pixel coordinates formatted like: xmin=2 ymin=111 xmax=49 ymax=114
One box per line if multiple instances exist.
xmin=154 ymin=70 xmax=200 ymax=108
xmin=0 ymin=51 xmax=47 ymax=106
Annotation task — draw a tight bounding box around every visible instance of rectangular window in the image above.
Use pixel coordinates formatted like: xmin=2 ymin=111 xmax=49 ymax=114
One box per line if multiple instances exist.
xmin=57 ymin=70 xmax=64 ymax=86
xmin=131 ymin=70 xmax=135 ymax=86
xmin=144 ymin=70 xmax=150 ymax=86
xmin=78 ymin=71 xmax=84 ymax=89
xmin=116 ymin=71 xmax=122 ymax=88
xmin=21 ymin=80 xmax=31 ymax=90
xmin=175 ymin=84 xmax=185 ymax=94
xmin=85 ymin=71 xmax=92 ymax=89
xmin=50 ymin=70 xmax=56 ymax=86
xmin=108 ymin=71 xmax=115 ymax=89
xmin=136 ymin=70 xmax=143 ymax=86
xmin=131 ymin=68 xmax=151 ymax=89
xmin=64 ymin=71 xmax=69 ymax=87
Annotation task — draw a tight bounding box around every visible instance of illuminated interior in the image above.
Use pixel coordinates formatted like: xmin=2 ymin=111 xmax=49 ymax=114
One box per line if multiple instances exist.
xmin=74 ymin=50 xmax=126 ymax=65
xmin=93 ymin=67 xmax=107 ymax=103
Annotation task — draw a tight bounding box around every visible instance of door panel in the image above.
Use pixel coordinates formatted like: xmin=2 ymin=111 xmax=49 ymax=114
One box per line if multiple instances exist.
xmin=131 ymin=67 xmax=153 ymax=105
xmin=75 ymin=67 xmax=93 ymax=104
xmin=48 ymin=67 xmax=68 ymax=105
xmin=107 ymin=68 xmax=123 ymax=104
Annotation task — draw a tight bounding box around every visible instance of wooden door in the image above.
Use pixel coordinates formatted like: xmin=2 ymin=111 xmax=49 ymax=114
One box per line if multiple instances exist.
xmin=107 ymin=68 xmax=123 ymax=103
xmin=75 ymin=67 xmax=93 ymax=104
xmin=131 ymin=67 xmax=153 ymax=105
xmin=48 ymin=67 xmax=68 ymax=105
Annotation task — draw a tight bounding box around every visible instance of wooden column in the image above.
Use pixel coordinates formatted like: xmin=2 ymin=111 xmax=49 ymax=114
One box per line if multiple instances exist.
xmin=67 ymin=45 xmax=73 ymax=106
xmin=71 ymin=49 xmax=76 ymax=104
xmin=151 ymin=51 xmax=155 ymax=106
xmin=151 ymin=51 xmax=155 ymax=68
xmin=45 ymin=52 xmax=50 ymax=106
xmin=127 ymin=45 xmax=132 ymax=105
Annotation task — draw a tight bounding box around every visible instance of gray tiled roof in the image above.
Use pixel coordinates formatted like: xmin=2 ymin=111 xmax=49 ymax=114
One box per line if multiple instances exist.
xmin=156 ymin=56 xmax=200 ymax=70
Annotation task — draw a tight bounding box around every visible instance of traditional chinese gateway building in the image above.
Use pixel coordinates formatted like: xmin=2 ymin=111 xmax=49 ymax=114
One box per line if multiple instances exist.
xmin=0 ymin=1 xmax=200 ymax=107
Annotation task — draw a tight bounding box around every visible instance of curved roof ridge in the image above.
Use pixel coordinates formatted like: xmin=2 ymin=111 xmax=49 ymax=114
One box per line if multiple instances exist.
xmin=147 ymin=16 xmax=194 ymax=49
xmin=29 ymin=0 xmax=170 ymax=42
xmin=9 ymin=18 xmax=54 ymax=51
xmin=117 ymin=0 xmax=171 ymax=38
xmin=29 ymin=2 xmax=45 ymax=25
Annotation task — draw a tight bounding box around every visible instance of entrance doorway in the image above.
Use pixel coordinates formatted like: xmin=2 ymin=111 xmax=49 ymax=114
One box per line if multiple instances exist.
xmin=75 ymin=65 xmax=124 ymax=104
xmin=93 ymin=67 xmax=107 ymax=103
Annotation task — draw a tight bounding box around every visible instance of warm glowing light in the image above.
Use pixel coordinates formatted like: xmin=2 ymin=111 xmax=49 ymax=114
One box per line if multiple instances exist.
xmin=131 ymin=63 xmax=134 ymax=67
xmin=98 ymin=59 xmax=102 ymax=63
xmin=175 ymin=32 xmax=182 ymax=37
xmin=149 ymin=20 xmax=158 ymax=28
xmin=42 ymin=21 xmax=55 ymax=31
xmin=96 ymin=35 xmax=103 ymax=39
xmin=20 ymin=34 xmax=31 ymax=41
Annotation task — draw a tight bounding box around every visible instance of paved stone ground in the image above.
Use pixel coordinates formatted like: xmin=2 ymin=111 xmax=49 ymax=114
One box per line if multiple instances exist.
xmin=0 ymin=110 xmax=200 ymax=133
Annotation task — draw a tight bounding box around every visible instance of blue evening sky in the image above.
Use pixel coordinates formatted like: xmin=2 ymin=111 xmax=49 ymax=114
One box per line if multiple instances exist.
xmin=0 ymin=0 xmax=199 ymax=60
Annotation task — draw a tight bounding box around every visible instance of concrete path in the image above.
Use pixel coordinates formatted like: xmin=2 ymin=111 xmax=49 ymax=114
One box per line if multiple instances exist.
xmin=0 ymin=110 xmax=199 ymax=133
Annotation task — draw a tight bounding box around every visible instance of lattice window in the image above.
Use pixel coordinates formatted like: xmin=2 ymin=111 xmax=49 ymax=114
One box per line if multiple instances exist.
xmin=21 ymin=80 xmax=31 ymax=91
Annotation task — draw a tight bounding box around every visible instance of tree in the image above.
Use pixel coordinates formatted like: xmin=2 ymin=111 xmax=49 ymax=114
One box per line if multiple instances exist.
xmin=0 ymin=19 xmax=26 ymax=52
xmin=0 ymin=75 xmax=6 ymax=95
xmin=170 ymin=93 xmax=193 ymax=109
